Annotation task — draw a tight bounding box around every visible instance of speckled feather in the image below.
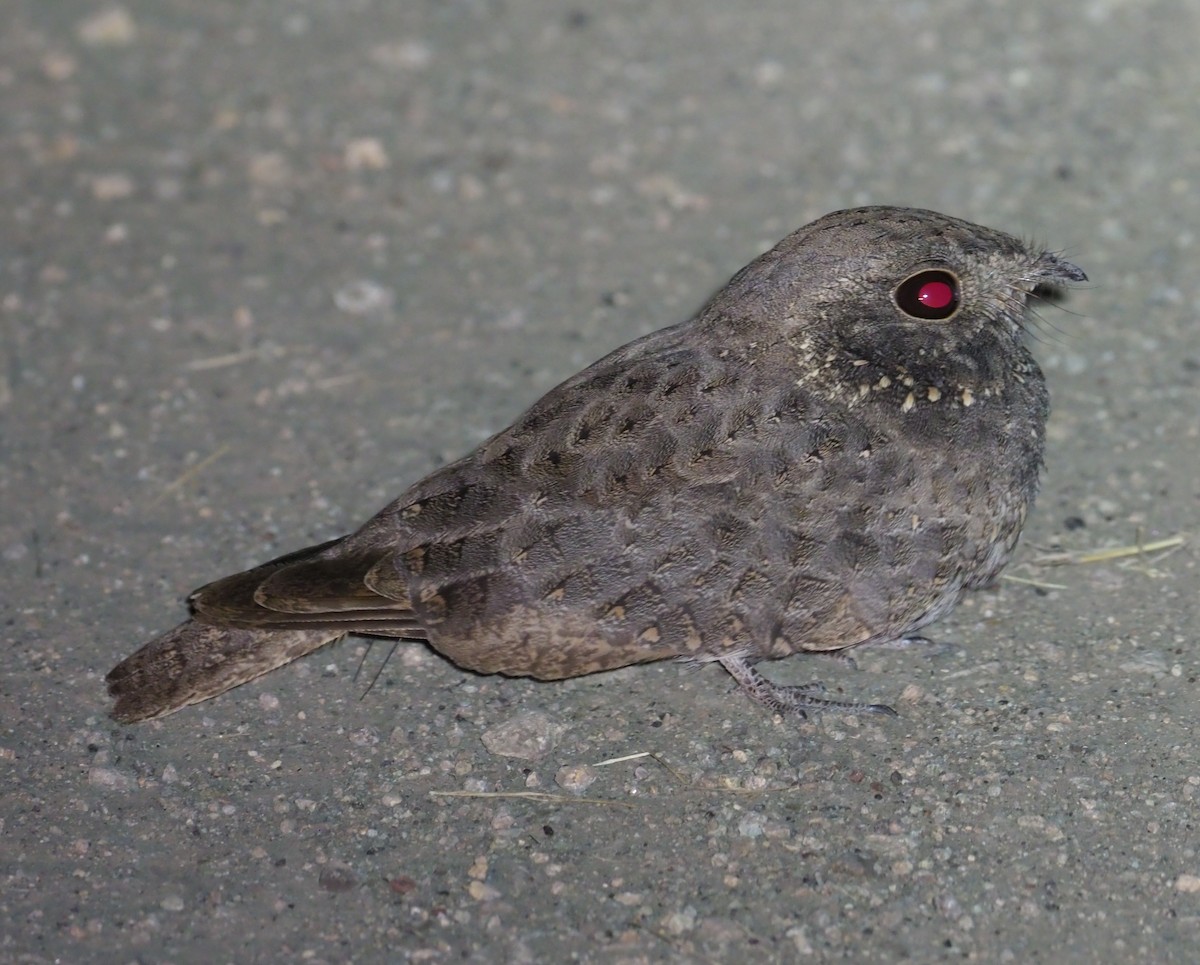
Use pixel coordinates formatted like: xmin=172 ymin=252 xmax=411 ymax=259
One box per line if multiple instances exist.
xmin=106 ymin=206 xmax=1085 ymax=723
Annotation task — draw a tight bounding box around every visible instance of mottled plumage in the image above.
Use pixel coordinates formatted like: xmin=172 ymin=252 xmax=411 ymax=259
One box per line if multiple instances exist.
xmin=107 ymin=206 xmax=1085 ymax=723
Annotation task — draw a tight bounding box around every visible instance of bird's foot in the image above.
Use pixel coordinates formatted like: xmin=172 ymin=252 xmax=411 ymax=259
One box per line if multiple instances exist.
xmin=718 ymin=654 xmax=896 ymax=719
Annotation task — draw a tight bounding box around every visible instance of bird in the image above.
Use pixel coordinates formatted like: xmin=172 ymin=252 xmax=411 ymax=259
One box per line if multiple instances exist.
xmin=106 ymin=205 xmax=1085 ymax=724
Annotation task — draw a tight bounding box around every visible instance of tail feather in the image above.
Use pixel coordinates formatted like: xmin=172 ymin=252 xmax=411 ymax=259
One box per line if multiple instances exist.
xmin=106 ymin=620 xmax=343 ymax=723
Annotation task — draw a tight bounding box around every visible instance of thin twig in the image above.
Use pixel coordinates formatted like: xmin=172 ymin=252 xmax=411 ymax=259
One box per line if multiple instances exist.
xmin=429 ymin=790 xmax=635 ymax=809
xmin=1001 ymin=573 xmax=1069 ymax=591
xmin=184 ymin=348 xmax=262 ymax=371
xmin=1072 ymin=535 xmax=1185 ymax=565
xmin=592 ymin=751 xmax=653 ymax=767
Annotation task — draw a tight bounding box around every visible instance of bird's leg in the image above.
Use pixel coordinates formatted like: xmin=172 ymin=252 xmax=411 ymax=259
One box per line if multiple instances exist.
xmin=718 ymin=654 xmax=897 ymax=718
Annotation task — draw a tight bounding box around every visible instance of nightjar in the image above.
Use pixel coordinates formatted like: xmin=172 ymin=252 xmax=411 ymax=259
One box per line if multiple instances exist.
xmin=107 ymin=206 xmax=1085 ymax=723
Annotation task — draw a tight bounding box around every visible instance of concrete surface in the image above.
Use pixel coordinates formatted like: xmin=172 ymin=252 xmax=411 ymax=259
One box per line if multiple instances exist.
xmin=3 ymin=0 xmax=1200 ymax=961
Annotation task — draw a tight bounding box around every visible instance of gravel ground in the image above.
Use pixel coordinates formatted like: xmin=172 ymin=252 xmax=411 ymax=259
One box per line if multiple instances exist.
xmin=4 ymin=1 xmax=1200 ymax=961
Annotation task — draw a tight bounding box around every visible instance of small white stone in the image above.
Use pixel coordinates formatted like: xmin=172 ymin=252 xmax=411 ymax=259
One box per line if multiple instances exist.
xmin=554 ymin=764 xmax=598 ymax=793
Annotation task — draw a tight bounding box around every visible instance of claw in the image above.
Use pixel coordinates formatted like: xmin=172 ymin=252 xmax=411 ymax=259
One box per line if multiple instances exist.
xmin=718 ymin=654 xmax=896 ymax=720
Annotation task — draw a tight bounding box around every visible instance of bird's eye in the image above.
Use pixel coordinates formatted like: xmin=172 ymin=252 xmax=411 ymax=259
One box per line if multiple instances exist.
xmin=893 ymin=269 xmax=960 ymax=321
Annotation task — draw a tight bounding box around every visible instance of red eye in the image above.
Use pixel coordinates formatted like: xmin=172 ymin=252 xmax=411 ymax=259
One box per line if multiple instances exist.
xmin=894 ymin=269 xmax=960 ymax=320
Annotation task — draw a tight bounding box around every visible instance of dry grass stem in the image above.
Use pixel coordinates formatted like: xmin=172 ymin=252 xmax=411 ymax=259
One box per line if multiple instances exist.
xmin=151 ymin=444 xmax=231 ymax=505
xmin=429 ymin=790 xmax=635 ymax=808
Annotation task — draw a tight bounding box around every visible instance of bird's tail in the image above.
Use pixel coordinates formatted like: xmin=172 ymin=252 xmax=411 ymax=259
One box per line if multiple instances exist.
xmin=106 ymin=621 xmax=343 ymax=723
